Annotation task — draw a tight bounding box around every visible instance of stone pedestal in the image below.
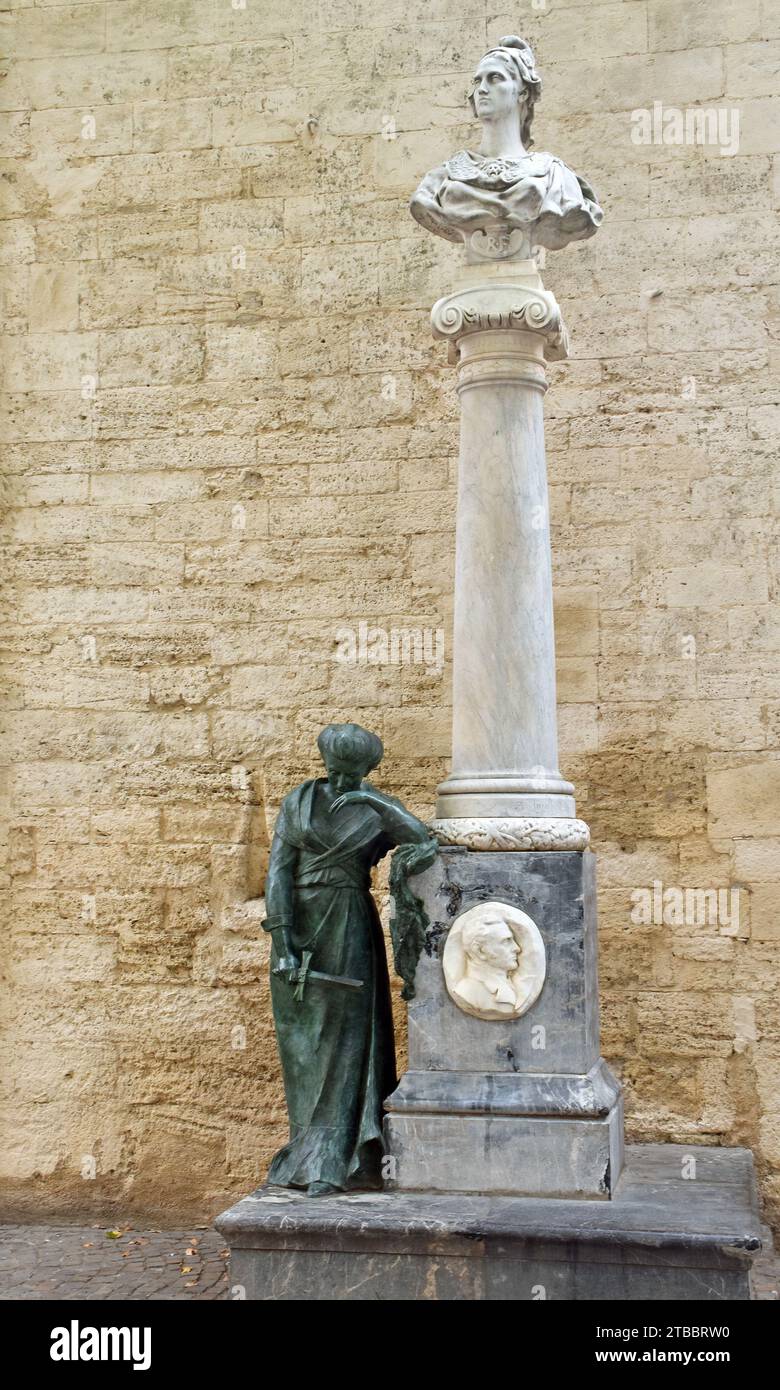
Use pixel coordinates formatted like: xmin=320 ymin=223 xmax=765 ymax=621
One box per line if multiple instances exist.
xmin=384 ymin=847 xmax=624 ymax=1199
xmin=215 ymin=1144 xmax=762 ymax=1301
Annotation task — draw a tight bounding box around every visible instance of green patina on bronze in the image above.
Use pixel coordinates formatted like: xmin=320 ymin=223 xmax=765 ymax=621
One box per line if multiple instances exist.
xmin=389 ymin=838 xmax=439 ymax=999
xmin=262 ymin=722 xmax=437 ymax=1197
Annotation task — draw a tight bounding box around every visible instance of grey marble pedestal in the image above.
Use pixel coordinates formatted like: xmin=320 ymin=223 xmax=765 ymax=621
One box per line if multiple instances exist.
xmin=215 ymin=1143 xmax=762 ymax=1300
xmin=384 ymin=848 xmax=624 ymax=1198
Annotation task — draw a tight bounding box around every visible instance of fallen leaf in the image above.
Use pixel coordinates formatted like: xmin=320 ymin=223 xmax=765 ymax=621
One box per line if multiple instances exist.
xmin=180 ymin=1265 xmax=192 ymax=1274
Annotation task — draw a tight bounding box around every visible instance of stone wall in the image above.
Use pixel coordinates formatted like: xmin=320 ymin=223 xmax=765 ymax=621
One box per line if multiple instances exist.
xmin=1 ymin=0 xmax=779 ymax=1228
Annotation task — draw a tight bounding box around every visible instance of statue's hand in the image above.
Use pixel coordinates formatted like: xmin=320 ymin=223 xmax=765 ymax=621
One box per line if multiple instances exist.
xmin=329 ymin=789 xmax=377 ymax=814
xmin=273 ymin=953 xmax=300 ymax=984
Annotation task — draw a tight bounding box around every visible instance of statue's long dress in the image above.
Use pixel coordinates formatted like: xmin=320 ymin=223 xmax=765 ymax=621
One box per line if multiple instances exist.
xmin=264 ymin=779 xmax=397 ymax=1190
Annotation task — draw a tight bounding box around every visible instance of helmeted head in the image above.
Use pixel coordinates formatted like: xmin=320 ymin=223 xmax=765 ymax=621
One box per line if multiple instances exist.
xmin=317 ymin=722 xmax=384 ymax=796
xmin=461 ymin=912 xmax=521 ymax=974
xmin=468 ymin=35 xmax=541 ymax=148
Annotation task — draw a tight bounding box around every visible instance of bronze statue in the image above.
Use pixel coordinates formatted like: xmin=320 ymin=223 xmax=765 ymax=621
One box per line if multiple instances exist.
xmin=262 ymin=723 xmax=436 ymax=1196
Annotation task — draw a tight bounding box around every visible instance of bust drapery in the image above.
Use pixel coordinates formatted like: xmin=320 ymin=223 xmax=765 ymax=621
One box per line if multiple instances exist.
xmin=411 ymin=148 xmax=602 ymax=252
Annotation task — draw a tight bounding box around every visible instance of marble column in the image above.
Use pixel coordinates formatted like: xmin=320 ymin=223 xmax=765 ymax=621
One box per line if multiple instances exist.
xmin=430 ymin=259 xmax=589 ymax=851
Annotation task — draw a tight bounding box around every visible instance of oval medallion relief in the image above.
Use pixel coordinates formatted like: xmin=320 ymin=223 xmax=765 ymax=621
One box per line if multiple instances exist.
xmin=443 ymin=900 xmax=546 ymax=1021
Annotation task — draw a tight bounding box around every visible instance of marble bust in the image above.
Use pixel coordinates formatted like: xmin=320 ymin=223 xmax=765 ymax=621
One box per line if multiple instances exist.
xmin=443 ymin=901 xmax=546 ymax=1021
xmin=410 ymin=35 xmax=602 ymax=261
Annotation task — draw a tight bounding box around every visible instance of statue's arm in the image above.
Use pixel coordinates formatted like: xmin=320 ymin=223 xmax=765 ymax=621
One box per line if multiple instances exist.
xmin=575 ymin=169 xmax=601 ymax=210
xmin=409 ymin=164 xmax=462 ymax=244
xmin=263 ymin=824 xmax=299 ymax=973
xmin=375 ymin=793 xmax=432 ymax=846
xmin=331 ymin=786 xmax=432 ymax=847
xmin=543 ymin=158 xmax=603 ymax=242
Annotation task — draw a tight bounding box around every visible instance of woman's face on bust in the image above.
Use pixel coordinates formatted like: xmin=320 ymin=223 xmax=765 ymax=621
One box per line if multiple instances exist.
xmin=471 ymin=55 xmax=521 ymax=120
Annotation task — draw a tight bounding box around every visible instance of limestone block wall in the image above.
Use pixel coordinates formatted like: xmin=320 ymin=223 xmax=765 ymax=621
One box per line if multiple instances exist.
xmin=1 ymin=0 xmax=778 ymax=1228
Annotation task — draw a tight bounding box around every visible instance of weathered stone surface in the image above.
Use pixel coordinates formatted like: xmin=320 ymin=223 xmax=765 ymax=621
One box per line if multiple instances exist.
xmin=386 ymin=1110 xmax=624 ymax=1200
xmin=216 ymin=1143 xmax=762 ymax=1301
xmin=399 ymin=849 xmax=604 ymax=1075
xmin=384 ymin=848 xmax=623 ymax=1197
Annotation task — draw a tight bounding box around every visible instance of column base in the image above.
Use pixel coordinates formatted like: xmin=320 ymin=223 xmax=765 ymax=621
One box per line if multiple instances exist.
xmin=435 ymin=774 xmax=576 ymax=823
xmin=431 ymin=816 xmax=590 ymax=851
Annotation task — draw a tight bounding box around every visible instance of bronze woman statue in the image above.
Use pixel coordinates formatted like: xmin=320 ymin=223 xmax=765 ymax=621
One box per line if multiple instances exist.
xmin=262 ymin=723 xmax=435 ymax=1197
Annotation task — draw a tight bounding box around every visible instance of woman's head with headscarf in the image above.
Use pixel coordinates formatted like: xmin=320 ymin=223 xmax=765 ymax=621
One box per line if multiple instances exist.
xmin=317 ymin=722 xmax=384 ymax=794
xmin=469 ymin=35 xmax=542 ymax=148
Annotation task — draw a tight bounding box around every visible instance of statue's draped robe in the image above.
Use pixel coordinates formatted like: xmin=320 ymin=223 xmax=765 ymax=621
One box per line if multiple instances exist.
xmin=412 ymin=150 xmax=602 ymax=250
xmin=264 ymin=779 xmax=397 ymax=1190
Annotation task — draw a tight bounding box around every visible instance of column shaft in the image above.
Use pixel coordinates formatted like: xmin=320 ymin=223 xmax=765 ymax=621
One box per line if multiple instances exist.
xmin=436 ymin=326 xmax=574 ymax=821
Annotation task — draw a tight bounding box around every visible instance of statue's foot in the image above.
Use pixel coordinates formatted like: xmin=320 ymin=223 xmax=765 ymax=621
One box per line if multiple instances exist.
xmin=306 ymin=1180 xmax=341 ymax=1198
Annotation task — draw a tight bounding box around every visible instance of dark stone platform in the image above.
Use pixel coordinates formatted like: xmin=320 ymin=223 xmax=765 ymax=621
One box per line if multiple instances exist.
xmin=215 ymin=1143 xmax=762 ymax=1300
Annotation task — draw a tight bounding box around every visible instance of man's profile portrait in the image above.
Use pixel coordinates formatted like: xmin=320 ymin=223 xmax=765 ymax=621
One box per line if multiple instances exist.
xmin=443 ymin=901 xmax=546 ymax=1021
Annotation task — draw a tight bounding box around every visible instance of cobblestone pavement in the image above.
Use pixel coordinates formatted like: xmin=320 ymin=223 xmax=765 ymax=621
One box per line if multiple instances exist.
xmin=0 ymin=1222 xmax=776 ymax=1300
xmin=0 ymin=1224 xmax=229 ymax=1300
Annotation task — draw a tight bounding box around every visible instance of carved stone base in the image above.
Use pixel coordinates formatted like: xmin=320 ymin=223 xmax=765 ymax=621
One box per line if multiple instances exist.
xmin=385 ymin=847 xmax=622 ymax=1198
xmin=215 ymin=1144 xmax=762 ymax=1301
xmin=430 ymin=816 xmax=590 ymax=851
xmin=385 ymin=1083 xmax=624 ymax=1200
